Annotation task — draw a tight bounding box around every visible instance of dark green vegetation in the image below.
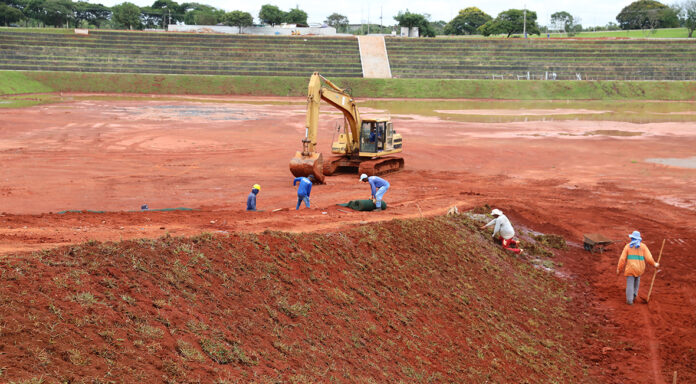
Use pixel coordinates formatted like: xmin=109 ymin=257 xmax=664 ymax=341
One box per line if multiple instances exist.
xmin=258 ymin=4 xmax=307 ymax=26
xmin=0 ymin=216 xmax=603 ymax=382
xmin=0 ymin=0 xmax=254 ymax=30
xmin=2 ymin=70 xmax=696 ymax=102
xmin=385 ymin=38 xmax=696 ymax=80
xmin=444 ymin=7 xmax=492 ymax=35
xmin=394 ymin=10 xmax=436 ymax=37
xmin=617 ymin=0 xmax=680 ymax=30
xmin=479 ymin=9 xmax=541 ymax=37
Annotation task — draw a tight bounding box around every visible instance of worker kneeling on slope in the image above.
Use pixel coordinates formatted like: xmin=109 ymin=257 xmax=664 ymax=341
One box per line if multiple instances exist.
xmin=360 ymin=173 xmax=389 ymax=210
xmin=480 ymin=209 xmax=523 ymax=255
xmin=293 ymin=175 xmax=314 ymax=210
xmin=616 ymin=231 xmax=659 ymax=305
xmin=246 ymin=184 xmax=261 ymax=211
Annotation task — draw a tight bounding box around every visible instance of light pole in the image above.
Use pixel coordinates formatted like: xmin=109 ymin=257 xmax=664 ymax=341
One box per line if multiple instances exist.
xmin=523 ymin=5 xmax=527 ymax=38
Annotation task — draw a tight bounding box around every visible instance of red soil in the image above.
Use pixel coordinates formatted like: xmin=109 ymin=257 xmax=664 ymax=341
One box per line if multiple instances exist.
xmin=0 ymin=94 xmax=695 ymax=382
xmin=0 ymin=218 xmax=598 ymax=382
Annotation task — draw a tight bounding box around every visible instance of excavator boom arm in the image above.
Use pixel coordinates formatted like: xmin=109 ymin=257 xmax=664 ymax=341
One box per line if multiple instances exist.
xmin=305 ymin=72 xmax=361 ymax=154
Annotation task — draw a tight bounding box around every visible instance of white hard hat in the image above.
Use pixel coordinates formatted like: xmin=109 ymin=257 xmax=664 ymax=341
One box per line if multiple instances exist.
xmin=491 ymin=209 xmax=503 ymax=216
xmin=360 ymin=174 xmax=368 ymax=181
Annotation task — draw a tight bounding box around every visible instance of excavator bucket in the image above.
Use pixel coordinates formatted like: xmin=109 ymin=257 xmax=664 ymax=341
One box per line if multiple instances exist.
xmin=289 ymin=151 xmax=325 ymax=183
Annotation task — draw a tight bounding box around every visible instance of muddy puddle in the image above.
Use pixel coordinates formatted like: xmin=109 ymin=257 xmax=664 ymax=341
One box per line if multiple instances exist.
xmin=8 ymin=94 xmax=696 ymax=124
xmin=645 ymin=156 xmax=696 ymax=169
xmin=360 ymin=99 xmax=696 ymax=123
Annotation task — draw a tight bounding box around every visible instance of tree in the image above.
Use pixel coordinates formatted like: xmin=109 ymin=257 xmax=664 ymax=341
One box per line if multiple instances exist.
xmin=151 ymin=0 xmax=183 ymax=23
xmin=616 ymin=0 xmax=679 ymax=30
xmin=24 ymin=0 xmax=45 ymax=24
xmin=224 ymin=10 xmax=253 ymax=33
xmin=37 ymin=0 xmax=74 ymax=27
xmin=112 ymin=1 xmax=141 ymax=30
xmin=139 ymin=7 xmax=162 ymax=28
xmin=192 ymin=11 xmax=217 ymax=25
xmin=325 ymin=12 xmax=348 ymax=32
xmin=283 ymin=7 xmax=307 ymax=25
xmin=394 ymin=10 xmax=435 ymax=37
xmin=676 ymin=0 xmax=696 ymax=37
xmin=4 ymin=0 xmax=29 ymax=12
xmin=0 ymin=3 xmax=24 ymax=25
xmin=74 ymin=1 xmax=111 ymax=27
xmin=258 ymin=4 xmax=283 ymax=26
xmin=550 ymin=11 xmax=572 ymax=32
xmin=181 ymin=3 xmax=224 ymax=25
xmin=430 ymin=20 xmax=446 ymax=35
xmin=550 ymin=11 xmax=582 ymax=36
xmin=142 ymin=0 xmax=183 ymax=28
xmin=478 ymin=9 xmax=540 ymax=37
xmin=444 ymin=7 xmax=492 ymax=35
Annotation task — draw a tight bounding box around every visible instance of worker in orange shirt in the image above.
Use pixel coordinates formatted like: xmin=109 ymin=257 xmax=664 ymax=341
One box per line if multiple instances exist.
xmin=616 ymin=231 xmax=659 ymax=305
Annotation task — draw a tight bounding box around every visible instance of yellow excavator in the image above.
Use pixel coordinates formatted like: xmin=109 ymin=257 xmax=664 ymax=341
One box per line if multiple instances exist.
xmin=289 ymin=72 xmax=404 ymax=183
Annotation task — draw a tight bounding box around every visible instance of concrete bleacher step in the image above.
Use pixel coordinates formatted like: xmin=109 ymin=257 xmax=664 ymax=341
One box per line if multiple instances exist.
xmin=384 ymin=37 xmax=696 ymax=80
xmin=0 ymin=29 xmax=363 ymax=77
xmin=3 ymin=30 xmax=696 ymax=80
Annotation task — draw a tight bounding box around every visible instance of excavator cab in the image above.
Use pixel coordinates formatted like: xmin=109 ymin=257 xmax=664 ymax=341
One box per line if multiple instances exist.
xmin=359 ymin=119 xmax=396 ymax=155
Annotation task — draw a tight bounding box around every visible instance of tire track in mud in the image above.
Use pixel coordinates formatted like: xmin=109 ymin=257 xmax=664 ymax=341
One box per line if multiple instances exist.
xmin=639 ymin=304 xmax=665 ymax=384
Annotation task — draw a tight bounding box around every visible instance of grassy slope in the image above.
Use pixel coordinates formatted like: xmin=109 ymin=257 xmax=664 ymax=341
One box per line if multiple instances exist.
xmin=0 ymin=216 xmax=601 ymax=383
xmin=542 ymin=28 xmax=692 ymax=39
xmin=0 ymin=27 xmax=74 ymax=34
xmin=3 ymin=26 xmax=692 ymax=39
xmin=2 ymin=71 xmax=695 ymax=100
xmin=0 ymin=71 xmax=53 ymax=95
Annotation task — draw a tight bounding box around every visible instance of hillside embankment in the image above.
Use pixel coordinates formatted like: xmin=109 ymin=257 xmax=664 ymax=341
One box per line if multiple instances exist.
xmin=0 ymin=215 xmax=605 ymax=383
xmin=2 ymin=71 xmax=696 ymax=100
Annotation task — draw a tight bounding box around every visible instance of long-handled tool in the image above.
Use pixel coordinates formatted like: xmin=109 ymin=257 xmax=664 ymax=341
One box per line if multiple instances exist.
xmin=646 ymin=238 xmax=666 ymax=303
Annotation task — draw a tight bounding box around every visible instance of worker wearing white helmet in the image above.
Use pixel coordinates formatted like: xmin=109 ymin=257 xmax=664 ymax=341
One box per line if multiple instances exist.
xmin=480 ymin=209 xmax=523 ymax=254
xmin=360 ymin=173 xmax=389 ymax=210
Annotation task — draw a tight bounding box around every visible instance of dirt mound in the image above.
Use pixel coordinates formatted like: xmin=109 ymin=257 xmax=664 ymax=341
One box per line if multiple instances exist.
xmin=0 ymin=216 xmax=600 ymax=383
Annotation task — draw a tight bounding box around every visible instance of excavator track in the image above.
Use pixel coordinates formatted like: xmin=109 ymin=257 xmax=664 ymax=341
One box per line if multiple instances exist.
xmin=358 ymin=156 xmax=405 ymax=176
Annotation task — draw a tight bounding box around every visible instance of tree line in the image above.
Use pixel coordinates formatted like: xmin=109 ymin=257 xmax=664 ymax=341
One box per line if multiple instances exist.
xmin=0 ymin=0 xmax=694 ymax=38
xmin=442 ymin=1 xmax=695 ymax=38
xmin=0 ymin=1 xmax=309 ymax=31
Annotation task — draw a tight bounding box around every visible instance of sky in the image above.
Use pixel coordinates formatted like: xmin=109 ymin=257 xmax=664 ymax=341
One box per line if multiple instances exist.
xmin=94 ymin=0 xmax=640 ymax=28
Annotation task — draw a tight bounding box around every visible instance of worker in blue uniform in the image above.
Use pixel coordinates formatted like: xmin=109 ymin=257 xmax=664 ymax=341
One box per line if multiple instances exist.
xmin=246 ymin=184 xmax=261 ymax=211
xmin=293 ymin=175 xmax=314 ymax=210
xmin=360 ymin=173 xmax=389 ymax=210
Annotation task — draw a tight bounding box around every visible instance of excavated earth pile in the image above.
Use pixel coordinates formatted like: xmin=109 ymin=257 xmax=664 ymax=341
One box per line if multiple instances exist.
xmin=0 ymin=216 xmax=601 ymax=383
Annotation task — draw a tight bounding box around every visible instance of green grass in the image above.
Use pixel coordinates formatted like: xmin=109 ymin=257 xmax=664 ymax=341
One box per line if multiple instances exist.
xmin=433 ymin=27 xmax=693 ymax=39
xmin=1 ymin=70 xmax=694 ymax=101
xmin=0 ymin=72 xmax=54 ymax=95
xmin=4 ymin=26 xmax=692 ymax=38
xmin=0 ymin=26 xmax=75 ymax=34
xmin=540 ymin=28 xmax=692 ymax=39
xmin=0 ymin=94 xmax=61 ymax=108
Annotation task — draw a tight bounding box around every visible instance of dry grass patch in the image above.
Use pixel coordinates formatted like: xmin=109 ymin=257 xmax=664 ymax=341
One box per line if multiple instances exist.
xmin=176 ymin=340 xmax=206 ymax=362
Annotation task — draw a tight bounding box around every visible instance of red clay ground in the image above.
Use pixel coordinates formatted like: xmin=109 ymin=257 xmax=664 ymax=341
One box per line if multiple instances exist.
xmin=0 ymin=217 xmax=599 ymax=383
xmin=1 ymin=94 xmax=695 ymax=382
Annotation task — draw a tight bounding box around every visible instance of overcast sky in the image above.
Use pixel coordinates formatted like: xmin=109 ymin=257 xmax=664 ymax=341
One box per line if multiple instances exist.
xmin=94 ymin=0 xmax=640 ymax=28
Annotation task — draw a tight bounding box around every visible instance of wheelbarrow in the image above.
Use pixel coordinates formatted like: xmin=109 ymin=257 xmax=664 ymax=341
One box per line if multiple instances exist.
xmin=583 ymin=233 xmax=614 ymax=253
